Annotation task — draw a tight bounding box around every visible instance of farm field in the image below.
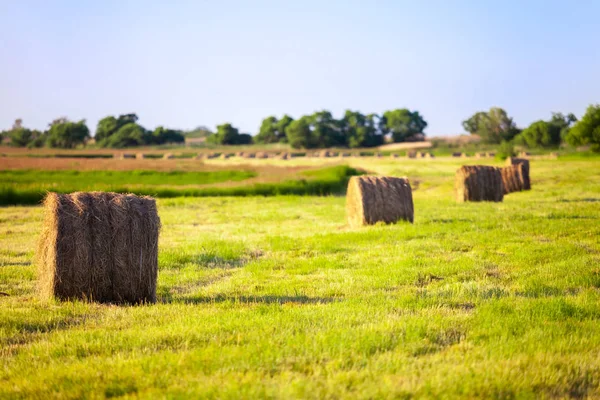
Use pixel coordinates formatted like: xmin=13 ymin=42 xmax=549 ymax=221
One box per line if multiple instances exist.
xmin=1 ymin=155 xmax=600 ymax=398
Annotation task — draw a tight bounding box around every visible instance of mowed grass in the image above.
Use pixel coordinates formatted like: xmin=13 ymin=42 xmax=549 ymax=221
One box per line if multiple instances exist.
xmin=1 ymin=158 xmax=600 ymax=398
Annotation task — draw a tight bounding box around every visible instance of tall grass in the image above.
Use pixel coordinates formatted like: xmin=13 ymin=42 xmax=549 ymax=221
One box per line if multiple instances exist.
xmin=0 ymin=166 xmax=361 ymax=206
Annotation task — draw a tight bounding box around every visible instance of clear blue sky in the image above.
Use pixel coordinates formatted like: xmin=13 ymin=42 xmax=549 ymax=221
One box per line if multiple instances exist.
xmin=1 ymin=0 xmax=598 ymax=136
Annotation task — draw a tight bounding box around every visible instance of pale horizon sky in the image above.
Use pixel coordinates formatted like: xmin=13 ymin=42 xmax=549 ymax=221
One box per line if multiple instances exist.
xmin=1 ymin=0 xmax=598 ymax=136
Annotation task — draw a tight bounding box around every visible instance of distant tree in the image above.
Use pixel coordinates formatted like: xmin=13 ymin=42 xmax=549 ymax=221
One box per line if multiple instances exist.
xmin=342 ymin=110 xmax=384 ymax=148
xmin=518 ymin=113 xmax=576 ymax=148
xmin=285 ymin=117 xmax=314 ymax=149
xmin=207 ymin=123 xmax=248 ymax=145
xmin=497 ymin=140 xmax=516 ymax=159
xmin=462 ymin=107 xmax=519 ymax=143
xmin=27 ymin=131 xmax=47 ymax=148
xmin=381 ymin=109 xmax=427 ymax=142
xmin=255 ymin=116 xmax=279 ymax=144
xmin=309 ymin=110 xmax=345 ymax=147
xmin=151 ymin=126 xmax=185 ymax=145
xmin=275 ymin=115 xmax=294 ymax=143
xmin=46 ymin=119 xmax=90 ymax=148
xmin=237 ymin=133 xmax=254 ymax=145
xmin=95 ymin=114 xmax=139 ymax=143
xmin=9 ymin=127 xmax=35 ymax=147
xmin=103 ymin=123 xmax=148 ymax=148
xmin=566 ymin=104 xmax=600 ymax=152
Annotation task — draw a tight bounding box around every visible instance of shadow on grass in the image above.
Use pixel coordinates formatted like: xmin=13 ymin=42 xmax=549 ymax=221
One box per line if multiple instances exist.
xmin=163 ymin=294 xmax=340 ymax=305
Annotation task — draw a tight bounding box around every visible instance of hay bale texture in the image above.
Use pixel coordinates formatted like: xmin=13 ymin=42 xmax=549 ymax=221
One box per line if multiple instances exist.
xmin=505 ymin=157 xmax=531 ymax=190
xmin=455 ymin=166 xmax=504 ymax=202
xmin=37 ymin=192 xmax=161 ymax=304
xmin=500 ymin=164 xmax=526 ymax=194
xmin=346 ymin=176 xmax=414 ymax=228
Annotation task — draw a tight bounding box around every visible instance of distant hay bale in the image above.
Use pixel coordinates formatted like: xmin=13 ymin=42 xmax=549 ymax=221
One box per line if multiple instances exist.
xmin=340 ymin=152 xmax=351 ymax=158
xmin=194 ymin=153 xmax=205 ymax=160
xmin=375 ymin=152 xmax=382 ymax=158
xmin=486 ymin=152 xmax=495 ymax=157
xmin=452 ymin=152 xmax=462 ymax=158
xmin=407 ymin=151 xmax=417 ymax=159
xmin=37 ymin=192 xmax=160 ymax=304
xmin=277 ymin=152 xmax=290 ymax=160
xmin=390 ymin=153 xmax=399 ymax=159
xmin=505 ymin=157 xmax=531 ymax=190
xmin=236 ymin=151 xmax=245 ymax=157
xmin=206 ymin=153 xmax=218 ymax=159
xmin=346 ymin=176 xmax=414 ymax=228
xmin=136 ymin=153 xmax=145 ymax=160
xmin=500 ymin=164 xmax=526 ymax=194
xmin=455 ymin=166 xmax=504 ymax=202
xmin=475 ymin=152 xmax=485 ymax=159
xmin=460 ymin=153 xmax=469 ymax=158
xmin=116 ymin=153 xmax=135 ymax=160
xmin=319 ymin=150 xmax=331 ymax=158
xmin=244 ymin=153 xmax=256 ymax=159
xmin=424 ymin=153 xmax=435 ymax=159
xmin=255 ymin=152 xmax=268 ymax=159
xmin=220 ymin=153 xmax=232 ymax=159
xmin=163 ymin=153 xmax=175 ymax=160
xmin=549 ymin=152 xmax=558 ymax=159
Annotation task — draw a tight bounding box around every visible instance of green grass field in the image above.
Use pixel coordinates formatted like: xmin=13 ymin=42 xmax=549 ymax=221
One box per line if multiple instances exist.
xmin=1 ymin=158 xmax=600 ymax=398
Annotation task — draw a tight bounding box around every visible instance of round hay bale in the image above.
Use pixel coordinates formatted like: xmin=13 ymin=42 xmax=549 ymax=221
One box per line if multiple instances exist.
xmin=390 ymin=153 xmax=399 ymax=159
xmin=136 ymin=153 xmax=145 ymax=160
xmin=37 ymin=192 xmax=160 ymax=304
xmin=220 ymin=153 xmax=232 ymax=159
xmin=407 ymin=151 xmax=417 ymax=159
xmin=255 ymin=152 xmax=268 ymax=159
xmin=194 ymin=153 xmax=205 ymax=160
xmin=455 ymin=165 xmax=504 ymax=202
xmin=277 ymin=152 xmax=290 ymax=160
xmin=424 ymin=153 xmax=435 ymax=159
xmin=486 ymin=152 xmax=496 ymax=158
xmin=236 ymin=151 xmax=245 ymax=157
xmin=163 ymin=153 xmax=175 ymax=160
xmin=346 ymin=176 xmax=414 ymax=228
xmin=505 ymin=157 xmax=531 ymax=190
xmin=319 ymin=150 xmax=331 ymax=158
xmin=244 ymin=153 xmax=256 ymax=159
xmin=452 ymin=152 xmax=462 ymax=158
xmin=500 ymin=164 xmax=525 ymax=194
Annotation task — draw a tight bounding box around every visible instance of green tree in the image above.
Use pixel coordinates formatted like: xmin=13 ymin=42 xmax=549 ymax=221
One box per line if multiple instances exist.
xmin=462 ymin=107 xmax=519 ymax=143
xmin=9 ymin=127 xmax=35 ymax=147
xmin=381 ymin=109 xmax=427 ymax=142
xmin=255 ymin=116 xmax=279 ymax=144
xmin=275 ymin=115 xmax=294 ymax=143
xmin=151 ymin=126 xmax=185 ymax=145
xmin=310 ymin=110 xmax=345 ymax=147
xmin=208 ymin=123 xmax=243 ymax=145
xmin=95 ymin=114 xmax=139 ymax=143
xmin=518 ymin=113 xmax=576 ymax=148
xmin=46 ymin=119 xmax=90 ymax=149
xmin=104 ymin=123 xmax=148 ymax=148
xmin=342 ymin=110 xmax=384 ymax=148
xmin=566 ymin=104 xmax=600 ymax=152
xmin=285 ymin=117 xmax=314 ymax=149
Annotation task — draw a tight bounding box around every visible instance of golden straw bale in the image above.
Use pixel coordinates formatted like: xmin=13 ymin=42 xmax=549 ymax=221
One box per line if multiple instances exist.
xmin=505 ymin=157 xmax=531 ymax=190
xmin=37 ymin=192 xmax=160 ymax=304
xmin=455 ymin=166 xmax=504 ymax=202
xmin=346 ymin=176 xmax=414 ymax=228
xmin=500 ymin=164 xmax=526 ymax=194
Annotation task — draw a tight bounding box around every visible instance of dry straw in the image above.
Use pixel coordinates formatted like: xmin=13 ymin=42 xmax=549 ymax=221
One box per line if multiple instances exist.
xmin=455 ymin=166 xmax=504 ymax=202
xmin=346 ymin=176 xmax=414 ymax=228
xmin=505 ymin=157 xmax=531 ymax=190
xmin=37 ymin=192 xmax=161 ymax=304
xmin=500 ymin=164 xmax=526 ymax=194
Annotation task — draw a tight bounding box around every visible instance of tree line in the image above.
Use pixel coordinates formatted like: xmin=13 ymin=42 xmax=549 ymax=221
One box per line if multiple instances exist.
xmin=1 ymin=105 xmax=599 ymax=151
xmin=461 ymin=105 xmax=600 ymax=152
xmin=0 ymin=114 xmax=184 ymax=149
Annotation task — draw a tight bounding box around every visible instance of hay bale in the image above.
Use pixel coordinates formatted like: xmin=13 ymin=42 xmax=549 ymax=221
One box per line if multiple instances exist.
xmin=346 ymin=176 xmax=414 ymax=228
xmin=136 ymin=153 xmax=145 ymax=160
xmin=407 ymin=151 xmax=417 ymax=159
xmin=37 ymin=192 xmax=160 ymax=304
xmin=220 ymin=153 xmax=232 ymax=159
xmin=163 ymin=153 xmax=175 ymax=160
xmin=475 ymin=152 xmax=485 ymax=159
xmin=460 ymin=153 xmax=469 ymax=158
xmin=319 ymin=150 xmax=331 ymax=158
xmin=236 ymin=151 xmax=245 ymax=157
xmin=340 ymin=152 xmax=351 ymax=158
xmin=505 ymin=157 xmax=531 ymax=190
xmin=486 ymin=152 xmax=495 ymax=158
xmin=194 ymin=153 xmax=205 ymax=160
xmin=255 ymin=152 xmax=268 ymax=159
xmin=277 ymin=152 xmax=290 ymax=160
xmin=452 ymin=152 xmax=462 ymax=158
xmin=455 ymin=166 xmax=504 ymax=202
xmin=424 ymin=153 xmax=435 ymax=159
xmin=500 ymin=164 xmax=526 ymax=194
xmin=244 ymin=153 xmax=256 ymax=159
xmin=116 ymin=153 xmax=135 ymax=160
xmin=390 ymin=153 xmax=399 ymax=159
